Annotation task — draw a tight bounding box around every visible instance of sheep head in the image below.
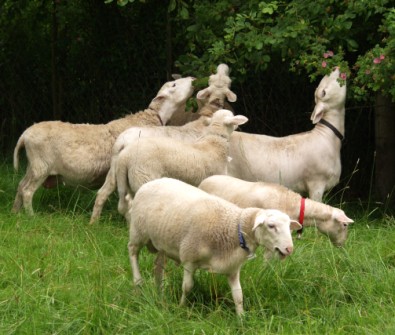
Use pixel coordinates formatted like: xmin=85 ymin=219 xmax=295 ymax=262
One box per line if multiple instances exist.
xmin=317 ymin=208 xmax=354 ymax=247
xmin=196 ymin=64 xmax=237 ymax=110
xmin=310 ymin=67 xmax=347 ymax=124
xmin=149 ymin=76 xmax=196 ymax=111
xmin=206 ymin=109 xmax=248 ymax=138
xmin=252 ymin=209 xmax=301 ymax=260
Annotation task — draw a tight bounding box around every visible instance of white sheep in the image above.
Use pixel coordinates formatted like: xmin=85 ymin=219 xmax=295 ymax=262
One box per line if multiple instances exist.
xmin=228 ymin=68 xmax=347 ymax=202
xmin=126 ymin=177 xmax=302 ymax=316
xmin=115 ymin=109 xmax=248 ymax=216
xmin=90 ymin=64 xmax=238 ymax=223
xmin=168 ymin=63 xmax=237 ymax=125
xmin=12 ymin=76 xmax=195 ymax=215
xmin=198 ymin=175 xmax=354 ymax=247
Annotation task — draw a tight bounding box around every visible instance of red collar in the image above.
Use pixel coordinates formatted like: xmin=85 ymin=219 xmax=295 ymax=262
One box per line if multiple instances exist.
xmin=297 ymin=197 xmax=305 ymax=237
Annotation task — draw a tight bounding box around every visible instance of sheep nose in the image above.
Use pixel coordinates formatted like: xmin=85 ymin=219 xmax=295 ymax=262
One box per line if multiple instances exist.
xmin=285 ymin=246 xmax=293 ymax=255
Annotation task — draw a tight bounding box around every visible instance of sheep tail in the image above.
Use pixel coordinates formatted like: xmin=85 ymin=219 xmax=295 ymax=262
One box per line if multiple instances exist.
xmin=13 ymin=134 xmax=25 ymax=171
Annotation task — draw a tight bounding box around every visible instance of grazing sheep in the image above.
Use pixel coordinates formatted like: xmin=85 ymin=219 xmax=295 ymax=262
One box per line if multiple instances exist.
xmin=198 ymin=175 xmax=354 ymax=247
xmin=126 ymin=177 xmax=302 ymax=316
xmin=90 ymin=64 xmax=238 ymax=223
xmin=115 ymin=109 xmax=248 ymax=216
xmin=228 ymin=68 xmax=347 ymax=202
xmin=12 ymin=76 xmax=195 ymax=215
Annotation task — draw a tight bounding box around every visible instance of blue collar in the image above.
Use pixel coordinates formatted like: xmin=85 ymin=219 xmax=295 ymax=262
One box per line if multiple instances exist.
xmin=238 ymin=224 xmax=250 ymax=254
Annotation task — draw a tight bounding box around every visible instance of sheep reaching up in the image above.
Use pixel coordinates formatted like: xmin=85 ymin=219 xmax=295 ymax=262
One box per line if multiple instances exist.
xmin=89 ymin=64 xmax=238 ymax=223
xmin=115 ymin=109 xmax=248 ymax=216
xmin=168 ymin=63 xmax=237 ymax=126
xmin=196 ymin=63 xmax=237 ymax=106
xmin=227 ymin=68 xmax=347 ymax=202
xmin=12 ymin=76 xmax=195 ymax=215
xmin=127 ymin=177 xmax=302 ymax=316
xmin=199 ymin=175 xmax=354 ymax=247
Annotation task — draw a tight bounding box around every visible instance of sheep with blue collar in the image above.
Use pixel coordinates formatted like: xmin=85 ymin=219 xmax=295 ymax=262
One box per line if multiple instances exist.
xmin=126 ymin=177 xmax=301 ymax=316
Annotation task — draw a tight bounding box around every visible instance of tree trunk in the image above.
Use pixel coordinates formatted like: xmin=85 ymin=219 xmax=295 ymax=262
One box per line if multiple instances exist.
xmin=375 ymin=94 xmax=395 ymax=205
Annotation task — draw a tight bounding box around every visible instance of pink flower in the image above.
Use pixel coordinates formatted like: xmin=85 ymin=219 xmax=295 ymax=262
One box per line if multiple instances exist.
xmin=340 ymin=72 xmax=347 ymax=80
xmin=322 ymin=61 xmax=327 ymax=68
xmin=373 ymin=58 xmax=381 ymax=64
xmin=380 ymin=54 xmax=385 ymax=60
xmin=323 ymin=51 xmax=334 ymax=58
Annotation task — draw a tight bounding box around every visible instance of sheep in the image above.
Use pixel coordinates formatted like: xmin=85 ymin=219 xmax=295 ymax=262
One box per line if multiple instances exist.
xmin=12 ymin=76 xmax=195 ymax=215
xmin=126 ymin=177 xmax=302 ymax=316
xmin=227 ymin=68 xmax=347 ymax=202
xmin=115 ymin=109 xmax=248 ymax=216
xmin=89 ymin=64 xmax=238 ymax=223
xmin=168 ymin=63 xmax=236 ymax=126
xmin=198 ymin=175 xmax=354 ymax=247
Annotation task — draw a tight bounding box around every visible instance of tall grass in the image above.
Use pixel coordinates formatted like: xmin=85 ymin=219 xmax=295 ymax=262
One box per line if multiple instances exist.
xmin=0 ymin=160 xmax=394 ymax=334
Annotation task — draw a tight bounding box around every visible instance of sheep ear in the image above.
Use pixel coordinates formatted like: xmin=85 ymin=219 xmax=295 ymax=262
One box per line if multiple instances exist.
xmin=252 ymin=212 xmax=266 ymax=231
xmin=226 ymin=89 xmax=237 ymax=102
xmin=196 ymin=87 xmax=212 ymax=100
xmin=152 ymin=95 xmax=166 ymax=103
xmin=228 ymin=115 xmax=248 ymax=127
xmin=310 ymin=103 xmax=325 ymax=124
xmin=290 ymin=220 xmax=302 ymax=231
xmin=333 ymin=210 xmax=354 ymax=224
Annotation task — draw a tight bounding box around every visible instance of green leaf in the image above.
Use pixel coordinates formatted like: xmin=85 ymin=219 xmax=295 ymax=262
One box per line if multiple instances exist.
xmin=346 ymin=38 xmax=359 ymax=51
xmin=180 ymin=6 xmax=189 ymax=20
xmin=168 ymin=0 xmax=176 ymax=12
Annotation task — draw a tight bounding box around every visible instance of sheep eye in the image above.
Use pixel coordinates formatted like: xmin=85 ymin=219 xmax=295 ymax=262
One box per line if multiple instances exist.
xmin=268 ymin=224 xmax=275 ymax=229
xmin=172 ymin=83 xmax=176 ymax=87
xmin=321 ymin=89 xmax=326 ymax=97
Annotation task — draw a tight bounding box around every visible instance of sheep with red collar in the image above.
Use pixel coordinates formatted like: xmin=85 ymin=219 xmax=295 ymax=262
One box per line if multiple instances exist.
xmin=115 ymin=109 xmax=248 ymax=216
xmin=90 ymin=64 xmax=237 ymax=223
xmin=199 ymin=174 xmax=354 ymax=247
xmin=12 ymin=76 xmax=195 ymax=215
xmin=126 ymin=177 xmax=301 ymax=316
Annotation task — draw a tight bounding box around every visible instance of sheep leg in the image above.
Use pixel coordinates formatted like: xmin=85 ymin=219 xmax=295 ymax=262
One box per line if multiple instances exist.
xmin=227 ymin=270 xmax=244 ymax=316
xmin=128 ymin=241 xmax=143 ymax=285
xmin=90 ymin=166 xmax=117 ymax=224
xmin=116 ymin=162 xmax=130 ymax=216
xmin=13 ymin=168 xmax=47 ymax=215
xmin=154 ymin=252 xmax=167 ymax=291
xmin=307 ymin=182 xmax=325 ymax=202
xmin=180 ymin=263 xmax=196 ymax=307
xmin=12 ymin=167 xmax=33 ymax=213
xmin=117 ymin=192 xmax=129 ymax=216
xmin=12 ymin=185 xmax=24 ymax=213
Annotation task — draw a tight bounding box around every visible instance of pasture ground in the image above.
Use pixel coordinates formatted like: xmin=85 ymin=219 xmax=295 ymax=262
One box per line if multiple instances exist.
xmin=0 ymin=161 xmax=394 ymax=334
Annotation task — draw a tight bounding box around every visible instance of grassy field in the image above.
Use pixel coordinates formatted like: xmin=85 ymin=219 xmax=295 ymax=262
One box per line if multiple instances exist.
xmin=0 ymin=160 xmax=394 ymax=334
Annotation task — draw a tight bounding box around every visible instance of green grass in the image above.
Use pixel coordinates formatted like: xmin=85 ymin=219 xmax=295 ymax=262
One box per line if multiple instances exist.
xmin=0 ymin=160 xmax=394 ymax=334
